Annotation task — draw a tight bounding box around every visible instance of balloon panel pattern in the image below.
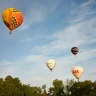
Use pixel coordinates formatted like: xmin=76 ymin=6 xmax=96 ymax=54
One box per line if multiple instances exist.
xmin=2 ymin=8 xmax=24 ymax=31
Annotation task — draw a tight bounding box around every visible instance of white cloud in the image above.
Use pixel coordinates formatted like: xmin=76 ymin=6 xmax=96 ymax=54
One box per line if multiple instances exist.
xmin=0 ymin=66 xmax=19 ymax=79
xmin=81 ymin=0 xmax=95 ymax=8
xmin=20 ymin=23 xmax=29 ymax=30
xmin=69 ymin=0 xmax=96 ymax=24
xmin=33 ymin=17 xmax=96 ymax=56
xmin=20 ymin=38 xmax=32 ymax=43
xmin=19 ymin=0 xmax=62 ymax=30
xmin=20 ymin=5 xmax=45 ymax=30
xmin=0 ymin=61 xmax=12 ymax=65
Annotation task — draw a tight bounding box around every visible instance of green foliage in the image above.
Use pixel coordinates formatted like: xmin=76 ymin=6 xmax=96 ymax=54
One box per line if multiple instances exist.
xmin=49 ymin=79 xmax=65 ymax=96
xmin=0 ymin=75 xmax=96 ymax=96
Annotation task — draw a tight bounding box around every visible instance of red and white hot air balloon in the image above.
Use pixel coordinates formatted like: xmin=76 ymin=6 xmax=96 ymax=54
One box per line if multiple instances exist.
xmin=72 ymin=66 xmax=84 ymax=81
xmin=46 ymin=59 xmax=56 ymax=72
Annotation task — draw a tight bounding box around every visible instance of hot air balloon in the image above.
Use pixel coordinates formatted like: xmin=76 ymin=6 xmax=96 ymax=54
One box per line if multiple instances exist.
xmin=2 ymin=8 xmax=24 ymax=34
xmin=46 ymin=59 xmax=56 ymax=72
xmin=71 ymin=47 xmax=79 ymax=56
xmin=72 ymin=66 xmax=84 ymax=81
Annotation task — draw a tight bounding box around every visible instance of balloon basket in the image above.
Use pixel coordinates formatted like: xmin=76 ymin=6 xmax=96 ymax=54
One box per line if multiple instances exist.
xmin=9 ymin=30 xmax=12 ymax=34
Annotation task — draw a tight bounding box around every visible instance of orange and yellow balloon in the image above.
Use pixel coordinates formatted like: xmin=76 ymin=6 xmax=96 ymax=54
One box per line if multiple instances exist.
xmin=2 ymin=8 xmax=24 ymax=34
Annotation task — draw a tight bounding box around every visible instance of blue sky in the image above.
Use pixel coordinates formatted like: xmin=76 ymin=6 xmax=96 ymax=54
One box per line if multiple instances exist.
xmin=0 ymin=0 xmax=96 ymax=89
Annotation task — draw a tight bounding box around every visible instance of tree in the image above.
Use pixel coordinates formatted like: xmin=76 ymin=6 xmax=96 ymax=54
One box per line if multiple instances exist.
xmin=91 ymin=81 xmax=96 ymax=96
xmin=42 ymin=85 xmax=47 ymax=96
xmin=0 ymin=78 xmax=4 ymax=96
xmin=64 ymin=79 xmax=75 ymax=96
xmin=0 ymin=75 xmax=96 ymax=96
xmin=70 ymin=80 xmax=95 ymax=96
xmin=49 ymin=79 xmax=65 ymax=96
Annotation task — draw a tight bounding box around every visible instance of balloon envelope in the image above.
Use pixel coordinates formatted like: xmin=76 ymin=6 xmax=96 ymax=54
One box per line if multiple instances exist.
xmin=71 ymin=47 xmax=79 ymax=56
xmin=72 ymin=66 xmax=84 ymax=79
xmin=46 ymin=59 xmax=56 ymax=71
xmin=2 ymin=8 xmax=24 ymax=34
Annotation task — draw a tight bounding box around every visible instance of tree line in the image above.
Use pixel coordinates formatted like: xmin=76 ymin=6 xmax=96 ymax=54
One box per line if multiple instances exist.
xmin=0 ymin=75 xmax=96 ymax=96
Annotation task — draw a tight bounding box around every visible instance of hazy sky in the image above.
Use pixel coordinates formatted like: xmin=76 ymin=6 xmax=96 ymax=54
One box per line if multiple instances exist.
xmin=0 ymin=0 xmax=96 ymax=89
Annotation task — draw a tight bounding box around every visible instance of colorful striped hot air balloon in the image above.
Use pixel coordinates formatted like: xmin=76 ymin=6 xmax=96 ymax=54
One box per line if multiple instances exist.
xmin=2 ymin=8 xmax=24 ymax=34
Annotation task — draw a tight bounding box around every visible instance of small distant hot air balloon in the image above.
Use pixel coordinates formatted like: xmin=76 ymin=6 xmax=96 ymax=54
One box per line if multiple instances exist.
xmin=2 ymin=8 xmax=24 ymax=34
xmin=71 ymin=47 xmax=79 ymax=57
xmin=46 ymin=59 xmax=56 ymax=72
xmin=72 ymin=66 xmax=84 ymax=81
